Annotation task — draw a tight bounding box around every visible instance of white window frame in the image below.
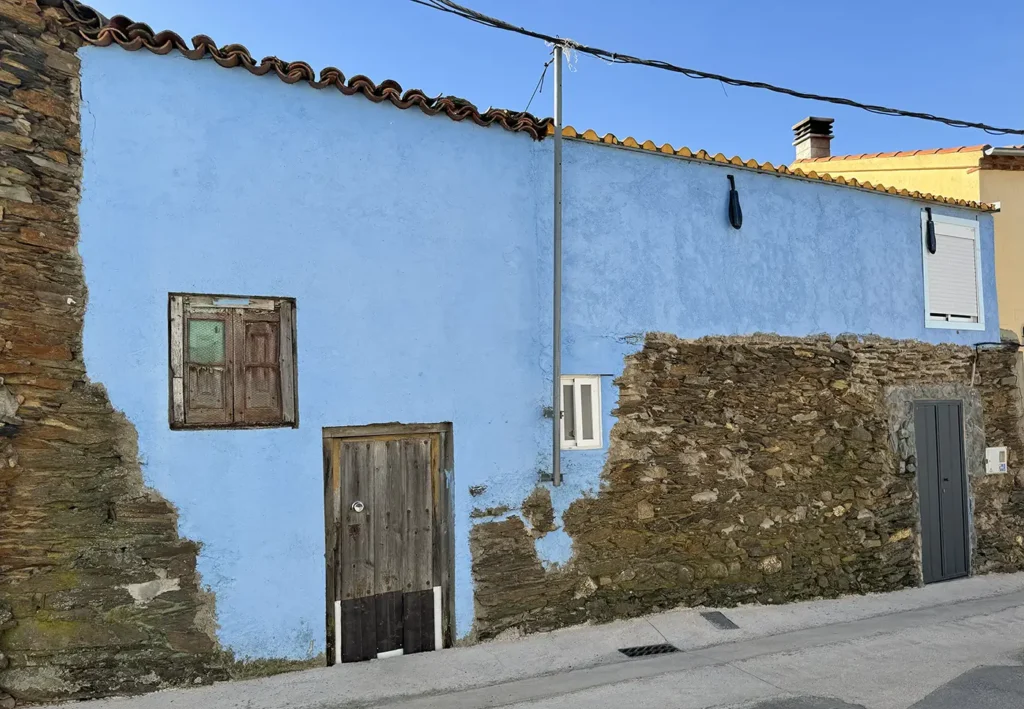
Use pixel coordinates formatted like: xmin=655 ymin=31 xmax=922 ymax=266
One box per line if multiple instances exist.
xmin=560 ymin=375 xmax=602 ymax=450
xmin=921 ymin=211 xmax=985 ymax=331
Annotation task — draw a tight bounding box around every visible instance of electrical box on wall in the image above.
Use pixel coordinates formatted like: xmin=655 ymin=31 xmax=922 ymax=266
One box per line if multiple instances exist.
xmin=985 ymin=447 xmax=1008 ymax=475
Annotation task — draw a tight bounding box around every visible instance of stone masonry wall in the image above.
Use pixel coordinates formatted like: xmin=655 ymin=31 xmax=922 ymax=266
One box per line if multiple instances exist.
xmin=471 ymin=334 xmax=1024 ymax=639
xmin=0 ymin=1 xmax=225 ymax=702
xmin=972 ymin=349 xmax=1024 ymax=571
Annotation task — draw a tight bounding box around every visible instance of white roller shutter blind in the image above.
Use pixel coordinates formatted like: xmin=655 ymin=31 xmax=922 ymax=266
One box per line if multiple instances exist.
xmin=925 ymin=218 xmax=980 ymax=322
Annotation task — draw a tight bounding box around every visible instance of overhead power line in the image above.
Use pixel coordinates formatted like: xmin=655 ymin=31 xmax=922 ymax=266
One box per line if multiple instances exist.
xmin=409 ymin=0 xmax=1024 ymax=137
xmin=522 ymin=58 xmax=553 ymax=116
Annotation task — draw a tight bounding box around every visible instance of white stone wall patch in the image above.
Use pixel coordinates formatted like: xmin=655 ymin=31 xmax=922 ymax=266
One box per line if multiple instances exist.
xmin=124 ymin=570 xmax=180 ymax=606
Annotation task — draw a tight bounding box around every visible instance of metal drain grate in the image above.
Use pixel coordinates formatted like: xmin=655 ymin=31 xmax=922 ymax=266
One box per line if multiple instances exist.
xmin=618 ymin=643 xmax=679 ymax=658
xmin=701 ymin=611 xmax=739 ymax=630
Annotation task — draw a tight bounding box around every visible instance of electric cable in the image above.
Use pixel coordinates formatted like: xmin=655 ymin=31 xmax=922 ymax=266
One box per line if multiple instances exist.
xmin=410 ymin=0 xmax=1024 ymax=136
xmin=523 ymin=58 xmax=553 ymax=116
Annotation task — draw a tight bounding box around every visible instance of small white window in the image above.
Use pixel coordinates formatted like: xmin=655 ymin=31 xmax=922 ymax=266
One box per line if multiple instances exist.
xmin=922 ymin=211 xmax=985 ymax=330
xmin=560 ymin=375 xmax=602 ymax=450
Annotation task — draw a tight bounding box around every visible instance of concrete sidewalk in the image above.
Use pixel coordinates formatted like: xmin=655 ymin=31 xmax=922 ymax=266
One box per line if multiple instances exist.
xmin=42 ymin=573 xmax=1024 ymax=709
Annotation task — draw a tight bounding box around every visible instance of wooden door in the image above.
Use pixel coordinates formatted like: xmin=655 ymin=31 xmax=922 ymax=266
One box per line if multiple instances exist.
xmin=324 ymin=424 xmax=454 ymax=664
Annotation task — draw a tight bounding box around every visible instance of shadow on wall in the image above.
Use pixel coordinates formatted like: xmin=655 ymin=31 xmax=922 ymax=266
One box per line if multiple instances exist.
xmin=469 ymin=333 xmax=1024 ymax=640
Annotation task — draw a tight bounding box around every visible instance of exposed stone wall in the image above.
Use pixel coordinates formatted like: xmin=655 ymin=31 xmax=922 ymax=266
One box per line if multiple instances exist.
xmin=973 ymin=350 xmax=1024 ymax=571
xmin=0 ymin=1 xmax=225 ymax=702
xmin=470 ymin=334 xmax=1024 ymax=639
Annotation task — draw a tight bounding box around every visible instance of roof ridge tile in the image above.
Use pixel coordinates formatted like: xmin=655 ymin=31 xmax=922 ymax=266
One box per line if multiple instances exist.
xmin=559 ymin=127 xmax=995 ymax=211
xmin=55 ymin=0 xmax=552 ymax=139
xmin=50 ymin=0 xmax=995 ymax=211
xmin=796 ymin=144 xmax=990 ymax=163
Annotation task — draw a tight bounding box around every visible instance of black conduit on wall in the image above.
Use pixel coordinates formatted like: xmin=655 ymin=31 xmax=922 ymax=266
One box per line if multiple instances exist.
xmin=925 ymin=207 xmax=937 ymax=254
xmin=727 ymin=175 xmax=742 ymax=230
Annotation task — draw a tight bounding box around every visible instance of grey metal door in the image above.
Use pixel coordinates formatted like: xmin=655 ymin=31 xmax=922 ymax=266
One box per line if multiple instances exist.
xmin=914 ymin=401 xmax=969 ymax=583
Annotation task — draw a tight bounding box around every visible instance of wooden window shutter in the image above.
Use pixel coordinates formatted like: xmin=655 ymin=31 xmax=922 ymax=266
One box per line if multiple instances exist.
xmin=169 ymin=295 xmax=185 ymax=426
xmin=279 ymin=300 xmax=296 ymax=424
xmin=234 ymin=306 xmax=285 ymax=425
xmin=183 ymin=308 xmax=234 ymax=425
xmin=171 ymin=294 xmax=297 ymax=428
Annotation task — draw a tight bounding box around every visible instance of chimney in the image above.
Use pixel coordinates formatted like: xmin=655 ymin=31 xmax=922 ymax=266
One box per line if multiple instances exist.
xmin=792 ymin=117 xmax=834 ymax=161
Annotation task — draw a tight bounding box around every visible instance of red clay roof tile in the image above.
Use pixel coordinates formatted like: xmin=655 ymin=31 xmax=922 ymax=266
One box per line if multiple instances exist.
xmin=52 ymin=0 xmax=552 ymax=139
xmin=797 ymin=145 xmax=990 ymax=163
xmin=48 ymin=1 xmax=995 ymax=212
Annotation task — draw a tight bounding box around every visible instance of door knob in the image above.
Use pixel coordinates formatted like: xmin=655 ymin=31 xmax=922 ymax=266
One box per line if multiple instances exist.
xmin=351 ymin=501 xmax=365 ymax=513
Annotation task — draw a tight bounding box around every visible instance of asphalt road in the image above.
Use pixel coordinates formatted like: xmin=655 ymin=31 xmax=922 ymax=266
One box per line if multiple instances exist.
xmin=41 ymin=576 xmax=1024 ymax=709
xmin=745 ymin=664 xmax=1024 ymax=709
xmin=381 ymin=599 xmax=1024 ymax=709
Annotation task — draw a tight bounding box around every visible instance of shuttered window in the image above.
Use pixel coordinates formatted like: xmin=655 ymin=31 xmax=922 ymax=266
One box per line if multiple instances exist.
xmin=169 ymin=294 xmax=298 ymax=429
xmin=560 ymin=375 xmax=602 ymax=450
xmin=922 ymin=213 xmax=984 ymax=330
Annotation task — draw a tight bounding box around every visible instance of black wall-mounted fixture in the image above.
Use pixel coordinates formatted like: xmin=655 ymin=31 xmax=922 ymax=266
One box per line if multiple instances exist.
xmin=925 ymin=207 xmax=937 ymax=254
xmin=727 ymin=175 xmax=743 ymax=230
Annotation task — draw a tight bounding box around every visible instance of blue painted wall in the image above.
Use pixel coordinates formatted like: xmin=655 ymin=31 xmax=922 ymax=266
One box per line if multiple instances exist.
xmin=540 ymin=140 xmax=1000 ymax=559
xmin=78 ymin=48 xmax=998 ymax=658
xmin=78 ymin=49 xmax=552 ymax=658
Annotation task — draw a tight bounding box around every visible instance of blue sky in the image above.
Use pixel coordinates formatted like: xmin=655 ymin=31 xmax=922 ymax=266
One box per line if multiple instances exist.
xmin=88 ymin=0 xmax=1023 ymax=165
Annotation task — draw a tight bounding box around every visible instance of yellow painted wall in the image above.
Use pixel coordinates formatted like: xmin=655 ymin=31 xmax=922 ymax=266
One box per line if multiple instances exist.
xmin=981 ymin=169 xmax=1024 ymax=337
xmin=792 ymin=151 xmax=982 ymax=200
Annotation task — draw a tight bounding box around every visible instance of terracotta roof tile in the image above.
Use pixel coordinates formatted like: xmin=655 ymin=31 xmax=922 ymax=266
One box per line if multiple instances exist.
xmin=796 ymin=144 xmax=990 ymax=163
xmin=46 ymin=1 xmax=994 ymax=212
xmin=51 ymin=0 xmax=552 ymax=139
xmin=554 ymin=126 xmax=997 ymax=212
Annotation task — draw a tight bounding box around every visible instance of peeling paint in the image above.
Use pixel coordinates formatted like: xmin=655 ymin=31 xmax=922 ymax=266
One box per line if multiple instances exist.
xmin=76 ymin=14 xmax=1008 ymax=654
xmin=469 ymin=335 xmax=1024 ymax=639
xmin=123 ymin=570 xmax=180 ymax=606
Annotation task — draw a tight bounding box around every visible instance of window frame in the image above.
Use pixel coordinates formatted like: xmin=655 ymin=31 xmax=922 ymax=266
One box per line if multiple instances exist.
xmin=921 ymin=211 xmax=985 ymax=331
xmin=169 ymin=292 xmax=299 ymax=430
xmin=559 ymin=375 xmax=603 ymax=450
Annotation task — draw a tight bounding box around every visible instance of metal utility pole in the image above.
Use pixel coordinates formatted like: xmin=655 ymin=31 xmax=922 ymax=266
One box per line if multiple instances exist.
xmin=552 ymin=45 xmax=563 ymax=487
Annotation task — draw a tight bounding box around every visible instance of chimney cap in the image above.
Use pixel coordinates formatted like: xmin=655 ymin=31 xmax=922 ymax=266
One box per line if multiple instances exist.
xmin=792 ymin=116 xmax=835 ymax=139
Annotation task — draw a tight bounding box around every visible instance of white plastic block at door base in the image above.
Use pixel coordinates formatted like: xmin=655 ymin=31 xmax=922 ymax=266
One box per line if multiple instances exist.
xmin=433 ymin=586 xmax=442 ymax=651
xmin=377 ymin=649 xmax=404 ymax=659
xmin=986 ymin=446 xmax=1008 ymax=475
xmin=334 ymin=600 xmax=342 ymax=665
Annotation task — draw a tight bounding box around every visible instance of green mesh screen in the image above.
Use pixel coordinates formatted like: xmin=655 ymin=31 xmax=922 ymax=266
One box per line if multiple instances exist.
xmin=188 ymin=320 xmax=225 ymax=364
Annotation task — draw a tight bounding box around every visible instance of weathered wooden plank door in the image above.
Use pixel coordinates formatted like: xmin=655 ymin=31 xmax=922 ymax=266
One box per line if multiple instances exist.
xmin=324 ymin=424 xmax=454 ymax=664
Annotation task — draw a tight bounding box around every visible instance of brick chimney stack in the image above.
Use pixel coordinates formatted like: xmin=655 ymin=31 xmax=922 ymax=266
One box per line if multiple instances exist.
xmin=792 ymin=117 xmax=834 ymax=160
